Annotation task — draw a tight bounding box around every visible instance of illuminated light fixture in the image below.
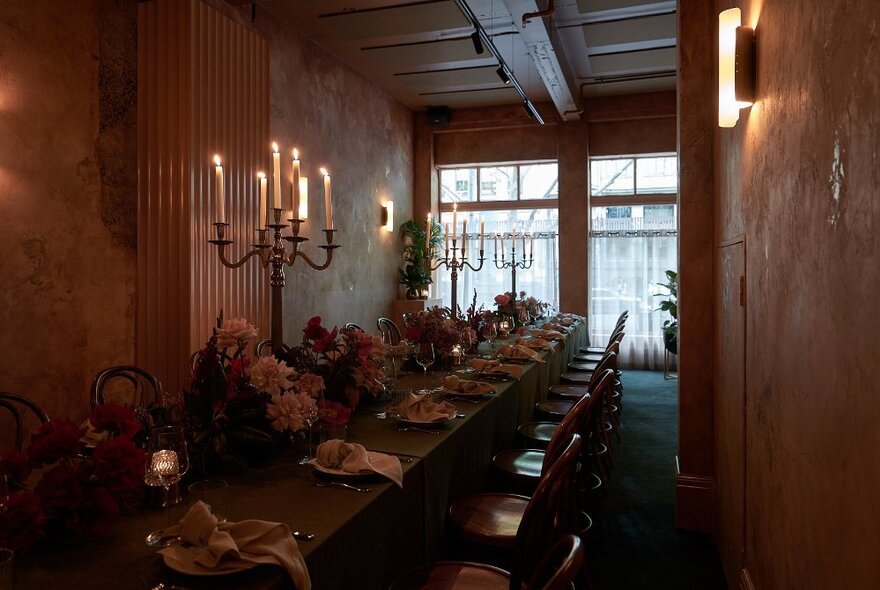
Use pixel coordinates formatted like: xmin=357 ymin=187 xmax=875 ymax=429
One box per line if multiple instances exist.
xmin=470 ymin=30 xmax=484 ymax=54
xmin=496 ymin=66 xmax=511 ymax=85
xmin=381 ymin=201 xmax=394 ymax=232
xmin=718 ymin=7 xmax=756 ymax=127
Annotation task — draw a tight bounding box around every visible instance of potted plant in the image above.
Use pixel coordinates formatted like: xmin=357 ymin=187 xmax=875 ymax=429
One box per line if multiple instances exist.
xmin=655 ymin=269 xmax=678 ymax=354
xmin=398 ymin=219 xmax=442 ymax=300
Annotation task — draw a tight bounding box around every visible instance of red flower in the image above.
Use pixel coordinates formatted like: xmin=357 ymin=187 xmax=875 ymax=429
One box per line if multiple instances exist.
xmin=313 ymin=327 xmax=338 ymax=353
xmin=319 ymin=400 xmax=352 ymax=425
xmin=494 ymin=294 xmax=511 ymax=307
xmin=91 ymin=437 xmax=146 ymax=495
xmin=89 ymin=404 xmax=141 ymax=439
xmin=404 ymin=326 xmax=422 ymax=342
xmin=0 ymin=490 xmax=45 ymax=553
xmin=65 ymin=485 xmax=120 ymax=535
xmin=0 ymin=448 xmax=32 ymax=483
xmin=34 ymin=463 xmax=84 ymax=514
xmin=225 ymin=356 xmax=250 ymax=400
xmin=304 ymin=316 xmax=329 ymax=341
xmin=27 ymin=419 xmax=86 ymax=465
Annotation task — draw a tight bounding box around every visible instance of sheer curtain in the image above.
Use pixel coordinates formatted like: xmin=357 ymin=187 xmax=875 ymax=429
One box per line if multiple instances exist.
xmin=589 ymin=210 xmax=677 ymax=369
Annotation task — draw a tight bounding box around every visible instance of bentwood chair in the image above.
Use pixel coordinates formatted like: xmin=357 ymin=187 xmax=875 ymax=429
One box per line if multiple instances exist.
xmin=0 ymin=392 xmax=50 ymax=450
xmin=580 ymin=311 xmax=627 ymax=355
xmin=377 ymin=317 xmax=402 ymax=345
xmin=389 ymin=435 xmax=583 ymax=590
xmin=90 ymin=365 xmax=163 ymax=409
xmin=344 ymin=323 xmax=365 ymax=332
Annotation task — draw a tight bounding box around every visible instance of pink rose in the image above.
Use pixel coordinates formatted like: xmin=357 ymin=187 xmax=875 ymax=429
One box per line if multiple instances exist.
xmin=494 ymin=294 xmax=511 ymax=307
xmin=215 ymin=318 xmax=258 ymax=349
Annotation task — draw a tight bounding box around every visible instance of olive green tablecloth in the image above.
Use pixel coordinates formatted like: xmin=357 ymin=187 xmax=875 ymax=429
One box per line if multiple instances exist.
xmin=14 ymin=319 xmax=585 ymax=590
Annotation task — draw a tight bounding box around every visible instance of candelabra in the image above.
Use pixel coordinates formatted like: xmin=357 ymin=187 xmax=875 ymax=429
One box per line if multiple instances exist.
xmin=426 ymin=237 xmax=485 ymax=314
xmin=494 ymin=242 xmax=533 ymax=294
xmin=209 ymin=208 xmax=339 ymax=352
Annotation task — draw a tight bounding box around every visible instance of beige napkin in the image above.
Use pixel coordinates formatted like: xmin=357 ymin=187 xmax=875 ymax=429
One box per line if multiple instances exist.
xmin=314 ymin=440 xmax=403 ymax=487
xmin=530 ymin=328 xmax=567 ymax=342
xmin=469 ymin=358 xmax=524 ymax=379
xmin=555 ymin=317 xmax=576 ymax=326
xmin=498 ymin=344 xmax=545 ymax=363
xmin=442 ymin=375 xmax=495 ymax=394
xmin=515 ymin=337 xmax=554 ymax=352
xmin=159 ymin=501 xmax=311 ymax=589
xmin=398 ymin=392 xmax=457 ymax=422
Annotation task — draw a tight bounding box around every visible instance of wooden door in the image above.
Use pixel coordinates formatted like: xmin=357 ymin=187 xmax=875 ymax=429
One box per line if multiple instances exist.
xmin=716 ymin=240 xmax=746 ymax=588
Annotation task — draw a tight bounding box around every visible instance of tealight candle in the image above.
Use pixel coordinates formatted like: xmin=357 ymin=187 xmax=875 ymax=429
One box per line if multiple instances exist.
xmin=151 ymin=450 xmax=179 ymax=478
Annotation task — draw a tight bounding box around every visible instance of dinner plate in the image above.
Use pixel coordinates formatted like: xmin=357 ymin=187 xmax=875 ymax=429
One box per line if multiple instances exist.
xmin=310 ymin=451 xmax=387 ymax=477
xmin=476 ymin=371 xmax=515 ymax=381
xmin=441 ymin=385 xmax=493 ymax=398
xmin=499 ymin=355 xmax=534 ymax=364
xmin=394 ymin=415 xmax=452 ymax=427
xmin=162 ymin=553 xmax=258 ymax=576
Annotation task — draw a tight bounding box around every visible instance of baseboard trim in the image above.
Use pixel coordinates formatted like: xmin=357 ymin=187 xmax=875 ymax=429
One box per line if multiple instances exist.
xmin=740 ymin=568 xmax=755 ymax=590
xmin=675 ymin=472 xmax=713 ymax=532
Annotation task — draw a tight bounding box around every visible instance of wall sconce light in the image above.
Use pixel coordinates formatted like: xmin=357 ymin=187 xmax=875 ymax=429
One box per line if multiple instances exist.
xmin=718 ymin=7 xmax=755 ymax=128
xmin=381 ymin=201 xmax=394 ymax=232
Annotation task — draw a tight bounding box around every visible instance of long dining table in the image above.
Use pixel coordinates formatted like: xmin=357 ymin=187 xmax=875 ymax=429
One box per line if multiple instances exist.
xmin=14 ymin=320 xmax=586 ymax=590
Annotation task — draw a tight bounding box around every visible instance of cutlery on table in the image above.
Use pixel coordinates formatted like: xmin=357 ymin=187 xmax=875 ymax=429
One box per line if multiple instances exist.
xmin=454 ymin=412 xmax=466 ymax=419
xmin=449 ymin=396 xmax=481 ymax=404
xmin=291 ymin=530 xmax=315 ymax=541
xmin=397 ymin=426 xmax=441 ymax=434
xmin=314 ymin=480 xmax=371 ymax=493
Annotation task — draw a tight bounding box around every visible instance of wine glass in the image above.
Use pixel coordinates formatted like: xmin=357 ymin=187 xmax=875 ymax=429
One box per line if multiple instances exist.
xmin=485 ymin=321 xmax=499 ymax=355
xmin=144 ymin=425 xmax=190 ymax=547
xmin=416 ymin=342 xmax=435 ymax=393
xmin=298 ymin=403 xmax=321 ymax=465
xmin=375 ymin=356 xmax=396 ymax=420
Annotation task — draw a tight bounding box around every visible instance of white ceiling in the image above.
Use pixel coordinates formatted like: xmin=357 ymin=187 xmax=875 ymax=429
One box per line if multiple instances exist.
xmin=258 ymin=0 xmax=677 ymax=118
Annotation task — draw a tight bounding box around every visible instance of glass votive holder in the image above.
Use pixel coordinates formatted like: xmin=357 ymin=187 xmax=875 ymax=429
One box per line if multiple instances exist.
xmin=0 ymin=548 xmax=12 ymax=590
xmin=188 ymin=479 xmax=229 ymax=522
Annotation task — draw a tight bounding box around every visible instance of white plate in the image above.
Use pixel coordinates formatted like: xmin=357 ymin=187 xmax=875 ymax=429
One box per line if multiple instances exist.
xmin=499 ymin=355 xmax=534 ymax=364
xmin=310 ymin=451 xmax=388 ymax=477
xmin=162 ymin=553 xmax=258 ymax=577
xmin=394 ymin=415 xmax=452 ymax=426
xmin=441 ymin=385 xmax=494 ymax=398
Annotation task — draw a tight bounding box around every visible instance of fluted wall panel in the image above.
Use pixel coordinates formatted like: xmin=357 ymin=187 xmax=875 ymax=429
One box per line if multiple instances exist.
xmin=137 ymin=0 xmax=269 ymax=395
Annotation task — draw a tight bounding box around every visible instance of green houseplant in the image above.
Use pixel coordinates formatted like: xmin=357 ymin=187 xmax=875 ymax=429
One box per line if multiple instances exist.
xmin=655 ymin=269 xmax=678 ymax=354
xmin=399 ymin=219 xmax=443 ymax=299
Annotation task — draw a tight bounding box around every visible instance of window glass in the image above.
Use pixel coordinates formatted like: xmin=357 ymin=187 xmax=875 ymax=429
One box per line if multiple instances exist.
xmin=520 ymin=163 xmax=558 ymax=200
xmin=478 ymin=166 xmax=517 ymax=202
xmin=440 ymin=168 xmax=477 ymax=203
xmin=635 ymin=156 xmax=677 ymax=194
xmin=590 ymin=158 xmax=634 ymax=196
xmin=591 ymin=205 xmax=677 ymax=231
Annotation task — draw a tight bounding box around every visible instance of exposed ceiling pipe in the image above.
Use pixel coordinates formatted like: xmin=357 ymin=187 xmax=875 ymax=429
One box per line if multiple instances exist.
xmin=522 ymin=0 xmax=554 ymax=27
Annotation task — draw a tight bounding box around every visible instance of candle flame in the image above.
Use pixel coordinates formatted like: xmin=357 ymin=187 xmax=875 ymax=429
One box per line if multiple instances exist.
xmin=293 ymin=148 xmax=299 ymax=159
xmin=213 ymin=154 xmax=222 ymax=166
xmin=257 ymin=171 xmax=266 ymax=179
xmin=320 ymin=167 xmax=329 ymax=176
xmin=272 ymin=142 xmax=279 ymax=153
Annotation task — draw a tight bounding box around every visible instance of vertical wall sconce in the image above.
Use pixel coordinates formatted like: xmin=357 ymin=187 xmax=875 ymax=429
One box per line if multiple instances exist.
xmin=382 ymin=201 xmax=394 ymax=232
xmin=718 ymin=7 xmax=756 ymax=128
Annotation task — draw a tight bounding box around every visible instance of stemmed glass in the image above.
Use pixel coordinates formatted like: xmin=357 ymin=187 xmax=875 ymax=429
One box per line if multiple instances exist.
xmin=298 ymin=404 xmax=321 ymax=465
xmin=144 ymin=425 xmax=190 ymax=547
xmin=375 ymin=355 xmax=397 ymax=420
xmin=416 ymin=342 xmax=435 ymax=393
xmin=485 ymin=321 xmax=499 ymax=355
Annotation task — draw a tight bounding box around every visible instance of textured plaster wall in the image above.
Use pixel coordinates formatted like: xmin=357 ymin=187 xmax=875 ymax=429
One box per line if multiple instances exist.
xmin=216 ymin=1 xmax=414 ymax=336
xmin=715 ymin=0 xmax=880 ymax=587
xmin=0 ymin=0 xmax=137 ymax=421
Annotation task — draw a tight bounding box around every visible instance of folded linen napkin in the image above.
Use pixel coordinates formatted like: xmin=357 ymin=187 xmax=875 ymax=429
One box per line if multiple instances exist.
xmin=469 ymin=358 xmax=524 ymax=379
xmin=314 ymin=439 xmax=403 ymax=487
xmin=398 ymin=392 xmax=457 ymax=422
xmin=530 ymin=328 xmax=567 ymax=342
xmin=515 ymin=337 xmax=554 ymax=351
xmin=159 ymin=501 xmax=311 ymax=589
xmin=498 ymin=344 xmax=546 ymax=363
xmin=555 ymin=317 xmax=576 ymax=326
xmin=442 ymin=375 xmax=495 ymax=394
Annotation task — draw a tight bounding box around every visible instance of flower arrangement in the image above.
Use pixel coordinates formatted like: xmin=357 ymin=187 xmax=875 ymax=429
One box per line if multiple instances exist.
xmin=182 ymin=316 xmax=319 ymax=473
xmin=494 ymin=290 xmax=549 ymax=330
xmin=403 ymin=307 xmax=465 ymax=361
xmin=280 ymin=316 xmax=387 ymax=421
xmin=0 ymin=404 xmax=146 ymax=554
xmin=464 ymin=289 xmax=492 ymax=350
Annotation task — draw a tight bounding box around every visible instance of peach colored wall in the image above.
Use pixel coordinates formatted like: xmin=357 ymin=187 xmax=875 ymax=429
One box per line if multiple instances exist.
xmin=714 ymin=1 xmax=880 ymax=588
xmin=0 ymin=0 xmax=137 ymax=421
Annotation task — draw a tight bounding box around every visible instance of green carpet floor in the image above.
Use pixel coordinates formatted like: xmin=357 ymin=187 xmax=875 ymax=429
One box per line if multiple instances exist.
xmin=586 ymin=370 xmax=728 ymax=589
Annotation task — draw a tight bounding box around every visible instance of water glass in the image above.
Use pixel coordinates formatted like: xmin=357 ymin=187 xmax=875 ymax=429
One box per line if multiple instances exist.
xmin=188 ymin=479 xmax=229 ymax=522
xmin=0 ymin=549 xmax=11 ymax=590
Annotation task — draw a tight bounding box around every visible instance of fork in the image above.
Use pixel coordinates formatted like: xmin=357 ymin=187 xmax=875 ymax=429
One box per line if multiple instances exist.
xmin=314 ymin=480 xmax=371 ymax=493
xmin=397 ymin=426 xmax=441 ymax=435
xmin=449 ymin=396 xmax=481 ymax=404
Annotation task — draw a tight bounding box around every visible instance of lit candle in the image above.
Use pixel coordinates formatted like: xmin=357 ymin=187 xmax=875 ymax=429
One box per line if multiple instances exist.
xmin=512 ymin=227 xmax=517 ymax=253
xmin=452 ymin=203 xmax=458 ymax=235
xmin=272 ymin=143 xmax=281 ymax=210
xmin=445 ymin=223 xmax=450 ymax=257
xmin=213 ymin=155 xmax=225 ymax=223
xmin=480 ymin=221 xmax=485 ymax=252
xmin=530 ymin=231 xmax=534 ymax=259
xmin=292 ymin=148 xmax=301 ymax=218
xmin=501 ymin=233 xmax=505 ymax=259
xmin=298 ymin=177 xmax=308 ymax=219
xmin=425 ymin=213 xmax=432 ymax=250
xmin=151 ymin=450 xmax=179 ymax=478
xmin=320 ymin=167 xmax=333 ymax=230
xmin=494 ymin=233 xmax=498 ymax=258
xmin=461 ymin=220 xmax=467 ymax=258
xmin=257 ymin=171 xmax=267 ymax=228
xmin=522 ymin=231 xmax=526 ymax=258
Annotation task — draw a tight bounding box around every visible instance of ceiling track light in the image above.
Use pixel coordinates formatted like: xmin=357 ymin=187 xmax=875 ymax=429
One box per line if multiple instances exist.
xmin=470 ymin=30 xmax=484 ymax=54
xmin=452 ymin=0 xmax=544 ymax=125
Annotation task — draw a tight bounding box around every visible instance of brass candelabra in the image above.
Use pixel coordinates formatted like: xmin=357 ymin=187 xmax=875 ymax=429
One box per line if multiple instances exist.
xmin=494 ymin=242 xmax=533 ymax=294
xmin=209 ymin=208 xmax=339 ymax=352
xmin=426 ymin=237 xmax=485 ymax=314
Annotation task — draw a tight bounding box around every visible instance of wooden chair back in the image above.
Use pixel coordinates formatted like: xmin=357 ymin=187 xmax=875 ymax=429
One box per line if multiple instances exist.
xmin=0 ymin=392 xmax=50 ymax=450
xmin=343 ymin=323 xmax=365 ymax=332
xmin=528 ymin=534 xmax=586 ymax=590
xmin=377 ymin=317 xmax=402 ymax=345
xmin=90 ymin=365 xmax=163 ymax=409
